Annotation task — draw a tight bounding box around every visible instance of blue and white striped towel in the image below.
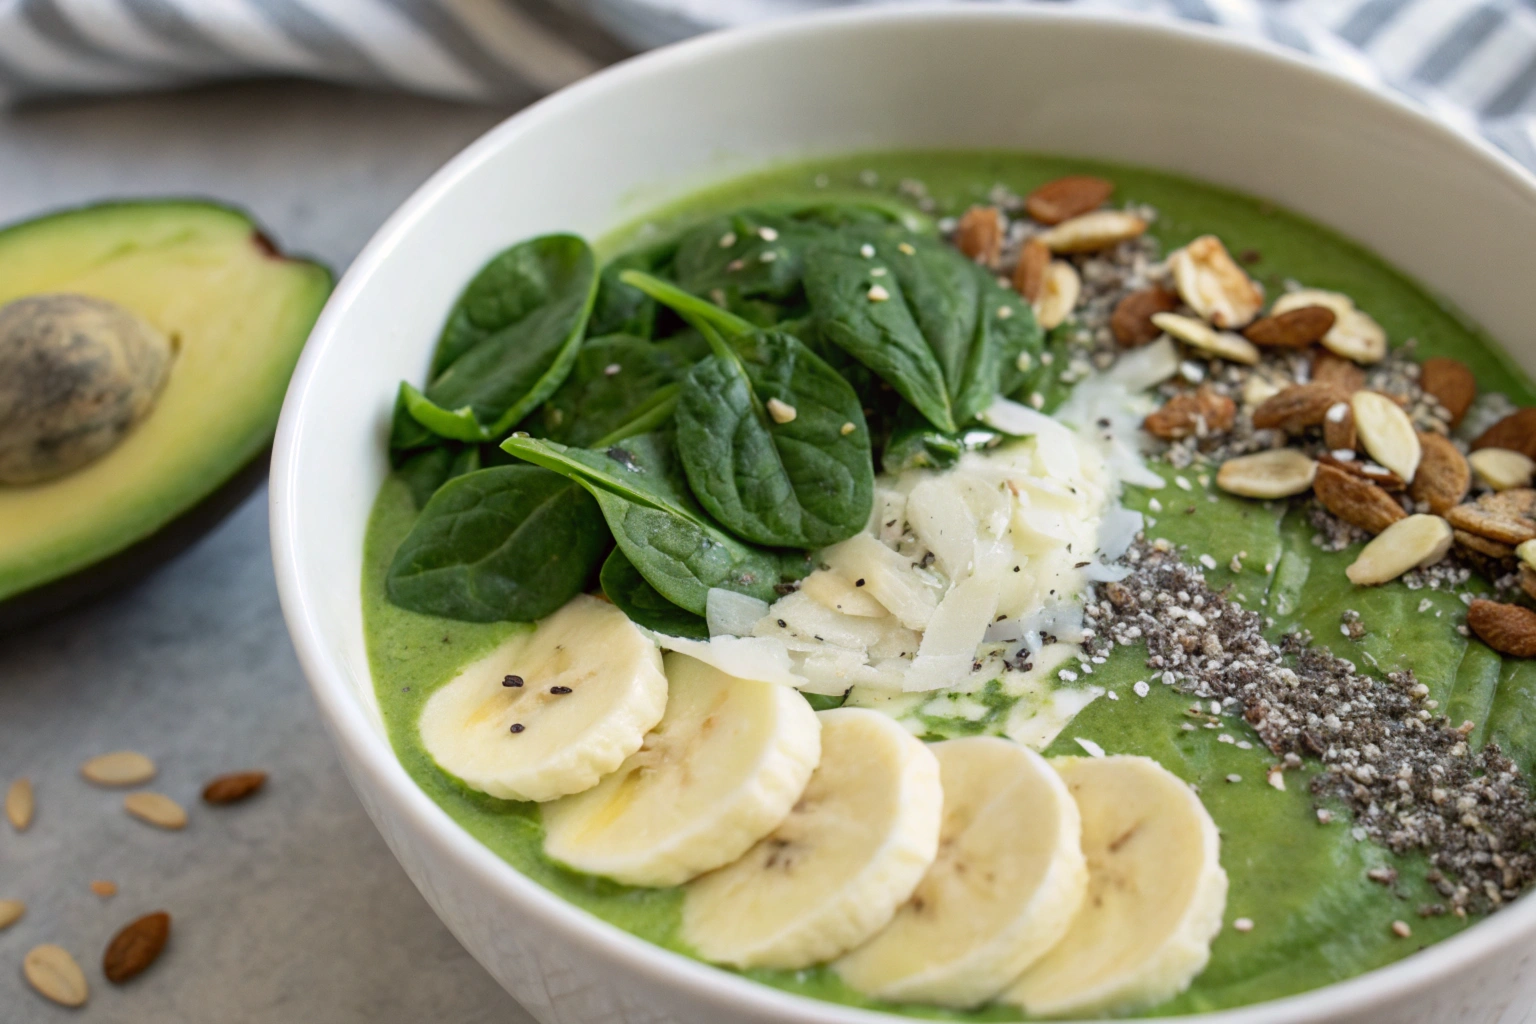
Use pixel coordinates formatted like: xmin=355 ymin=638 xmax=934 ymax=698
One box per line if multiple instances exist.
xmin=2 ymin=0 xmax=1535 ymax=170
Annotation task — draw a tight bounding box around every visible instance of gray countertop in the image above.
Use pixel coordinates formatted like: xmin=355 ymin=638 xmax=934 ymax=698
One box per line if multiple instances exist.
xmin=0 ymin=80 xmax=539 ymax=1023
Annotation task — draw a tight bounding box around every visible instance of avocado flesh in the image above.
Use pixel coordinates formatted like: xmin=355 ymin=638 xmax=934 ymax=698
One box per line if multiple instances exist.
xmin=0 ymin=201 xmax=332 ymax=605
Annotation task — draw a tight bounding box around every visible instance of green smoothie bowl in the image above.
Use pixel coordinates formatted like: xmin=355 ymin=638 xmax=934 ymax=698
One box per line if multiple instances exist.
xmin=270 ymin=7 xmax=1536 ymax=1023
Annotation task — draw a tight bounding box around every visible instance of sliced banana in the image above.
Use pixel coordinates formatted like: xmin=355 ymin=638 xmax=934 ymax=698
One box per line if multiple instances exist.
xmin=1005 ymin=755 xmax=1227 ymax=1018
xmin=682 ymin=708 xmax=942 ymax=970
xmin=835 ymin=737 xmax=1087 ymax=1007
xmin=541 ymin=654 xmax=821 ymax=887
xmin=418 ymin=595 xmax=667 ymax=803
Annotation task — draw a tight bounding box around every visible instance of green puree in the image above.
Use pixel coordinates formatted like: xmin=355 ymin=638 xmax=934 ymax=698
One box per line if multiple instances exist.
xmin=363 ymin=152 xmax=1536 ymax=1018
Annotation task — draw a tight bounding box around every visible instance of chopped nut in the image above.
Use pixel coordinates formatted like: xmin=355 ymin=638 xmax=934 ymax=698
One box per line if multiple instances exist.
xmin=1110 ymin=286 xmax=1178 ymax=347
xmin=1346 ymin=515 xmax=1454 ymax=585
xmin=1419 ymin=357 xmax=1476 ymax=427
xmin=1243 ymin=305 xmax=1335 ymax=348
xmin=1035 ymin=210 xmax=1147 ymax=254
xmin=1467 ymin=599 xmax=1536 ymax=657
xmin=1024 ymin=175 xmax=1114 ymax=225
xmin=1033 ymin=260 xmax=1081 ymax=330
xmin=1152 ymin=312 xmax=1260 ymax=365
xmin=1252 ymin=382 xmax=1350 ymax=433
xmin=0 ymin=899 xmax=24 ymax=930
xmin=1409 ymin=433 xmax=1471 ymax=514
xmin=6 ymin=777 xmax=33 ymax=831
xmin=123 ymin=792 xmax=187 ymax=830
xmin=954 ymin=205 xmax=1004 ymax=266
xmin=1352 ymin=391 xmax=1421 ymax=482
xmin=1312 ymin=349 xmax=1367 ymax=392
xmin=1445 ymin=502 xmax=1536 ymax=545
xmin=1012 ymin=238 xmax=1049 ymax=303
xmin=24 ymin=945 xmax=89 ymax=1007
xmin=1469 ymin=447 xmax=1536 ymax=492
xmin=1313 ymin=462 xmax=1407 ymax=534
xmin=1144 ymin=387 xmax=1237 ymax=441
xmin=1471 ymin=408 xmax=1536 ymax=458
xmin=1216 ymin=449 xmax=1317 ymax=499
xmin=1169 ymin=235 xmax=1264 ymax=328
xmin=1274 ymin=289 xmax=1387 ymax=364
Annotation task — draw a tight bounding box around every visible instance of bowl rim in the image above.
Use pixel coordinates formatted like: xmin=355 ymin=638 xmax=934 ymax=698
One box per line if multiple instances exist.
xmin=271 ymin=5 xmax=1536 ymax=1022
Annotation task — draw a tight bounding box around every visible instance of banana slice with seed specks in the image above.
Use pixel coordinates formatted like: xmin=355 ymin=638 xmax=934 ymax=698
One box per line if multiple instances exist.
xmin=1005 ymin=755 xmax=1227 ymax=1019
xmin=682 ymin=708 xmax=942 ymax=970
xmin=541 ymin=653 xmax=821 ymax=887
xmin=836 ymin=737 xmax=1087 ymax=1007
xmin=418 ymin=595 xmax=667 ymax=803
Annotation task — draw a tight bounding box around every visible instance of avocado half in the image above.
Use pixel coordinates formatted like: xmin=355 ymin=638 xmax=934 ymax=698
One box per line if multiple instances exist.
xmin=0 ymin=201 xmax=332 ymax=630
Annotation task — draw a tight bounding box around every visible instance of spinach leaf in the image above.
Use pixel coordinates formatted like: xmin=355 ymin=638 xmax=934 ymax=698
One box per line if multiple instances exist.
xmin=803 ymin=246 xmax=957 ymax=432
xmin=599 ymin=547 xmax=709 ymax=640
xmin=965 ymin=267 xmax=1043 ymax=418
xmin=802 ymin=691 xmax=849 ymax=711
xmin=589 ymin=241 xmax=676 ymax=339
xmin=535 ymin=333 xmax=706 ymax=448
xmin=396 ymin=234 xmax=597 ymax=444
xmin=395 ymin=443 xmax=482 ymax=510
xmin=1009 ymin=325 xmax=1075 ymax=413
xmin=880 ymin=403 xmax=1023 ymax=474
xmin=672 ymin=212 xmax=833 ymax=310
xmin=385 ymin=465 xmax=609 ymax=622
xmin=500 ymin=433 xmax=793 ymax=614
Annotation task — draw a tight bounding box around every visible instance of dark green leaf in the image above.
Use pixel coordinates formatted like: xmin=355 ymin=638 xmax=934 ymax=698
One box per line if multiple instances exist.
xmin=953 ymin=266 xmax=1041 ymax=422
xmin=535 ymin=333 xmax=706 ymax=447
xmin=589 ymin=241 xmax=676 ymax=339
xmin=802 ymin=691 xmax=849 ymax=711
xmin=599 ymin=547 xmax=709 ymax=639
xmin=385 ymin=465 xmax=609 ymax=622
xmin=395 ymin=443 xmax=482 ymax=510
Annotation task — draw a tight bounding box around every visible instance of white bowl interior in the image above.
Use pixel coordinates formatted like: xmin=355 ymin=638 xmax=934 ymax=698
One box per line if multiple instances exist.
xmin=273 ymin=8 xmax=1536 ymax=1023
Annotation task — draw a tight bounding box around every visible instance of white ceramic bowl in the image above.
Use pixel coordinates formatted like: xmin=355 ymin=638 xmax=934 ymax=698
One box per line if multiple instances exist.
xmin=271 ymin=7 xmax=1536 ymax=1023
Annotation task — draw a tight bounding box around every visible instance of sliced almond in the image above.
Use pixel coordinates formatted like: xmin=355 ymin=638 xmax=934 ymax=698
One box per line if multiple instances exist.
xmin=1469 ymin=447 xmax=1536 ymax=491
xmin=103 ymin=911 xmax=171 ymax=985
xmin=0 ymin=899 xmax=24 ymax=930
xmin=1313 ymin=463 xmax=1407 ymax=534
xmin=1273 ymin=289 xmax=1386 ymax=364
xmin=1035 ymin=210 xmax=1147 ymax=254
xmin=1419 ymin=357 xmax=1476 ymax=427
xmin=81 ymin=751 xmax=157 ymax=787
xmin=1352 ymin=391 xmax=1421 ymax=482
xmin=1252 ymin=382 xmax=1349 ymax=433
xmin=954 ymin=205 xmax=1004 ymax=267
xmin=1032 ymin=260 xmax=1081 ymax=330
xmin=1242 ymin=372 xmax=1285 ymax=408
xmin=1473 ymin=410 xmax=1536 ymax=458
xmin=90 ymin=880 xmax=118 ymax=898
xmin=1110 ymin=286 xmax=1178 ymax=347
xmin=1346 ymin=514 xmax=1453 ymax=585
xmin=1519 ymin=563 xmax=1536 ymax=601
xmin=1152 ymin=311 xmax=1260 ymax=365
xmin=1243 ymin=305 xmax=1335 ymax=348
xmin=1455 ymin=528 xmax=1513 ymax=560
xmin=1516 ymin=539 xmax=1536 ymax=570
xmin=1025 ymin=175 xmax=1114 ymax=225
xmin=1485 ymin=488 xmax=1536 ymax=519
xmin=1143 ymin=387 xmax=1236 ymax=440
xmin=1216 ymin=449 xmax=1317 ymax=499
xmin=1312 ymin=349 xmax=1367 ymax=393
xmin=202 ymin=770 xmax=269 ymax=806
xmin=123 ymin=792 xmax=187 ymax=831
xmin=7 ymin=777 xmax=33 ymax=831
xmin=1169 ymin=235 xmax=1264 ymax=328
xmin=1011 ymin=238 xmax=1049 ymax=303
xmin=1445 ymin=503 xmax=1536 ymax=546
xmin=23 ymin=944 xmax=88 ymax=1007
xmin=1318 ymin=452 xmax=1405 ymax=491
xmin=1409 ymin=432 xmax=1472 ymax=514
xmin=1467 ymin=599 xmax=1536 ymax=658
xmin=1323 ymin=401 xmax=1357 ymax=451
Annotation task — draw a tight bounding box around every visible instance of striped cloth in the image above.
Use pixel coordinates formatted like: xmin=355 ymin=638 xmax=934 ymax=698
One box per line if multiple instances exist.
xmin=2 ymin=0 xmax=1535 ymax=170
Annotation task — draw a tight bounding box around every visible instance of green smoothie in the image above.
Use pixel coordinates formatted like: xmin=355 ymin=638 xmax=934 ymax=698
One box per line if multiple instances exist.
xmin=363 ymin=152 xmax=1536 ymax=1019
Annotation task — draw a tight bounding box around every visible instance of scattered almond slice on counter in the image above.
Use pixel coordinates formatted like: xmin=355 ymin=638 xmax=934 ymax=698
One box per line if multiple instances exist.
xmin=1169 ymin=235 xmax=1263 ymax=328
xmin=1346 ymin=515 xmax=1453 ymax=585
xmin=1151 ymin=312 xmax=1259 ymax=365
xmin=954 ymin=206 xmax=1003 ymax=266
xmin=1471 ymin=408 xmax=1536 ymax=456
xmin=1323 ymin=401 xmax=1357 ymax=451
xmin=1467 ymin=600 xmax=1536 ymax=658
xmin=7 ymin=777 xmax=33 ymax=831
xmin=1351 ymin=391 xmax=1421 ymax=482
xmin=1469 ymin=448 xmax=1536 ymax=491
xmin=1110 ymin=287 xmax=1177 ymax=347
xmin=1025 ymin=175 xmax=1114 ymax=225
xmin=1409 ymin=433 xmax=1472 ymax=514
xmin=81 ymin=751 xmax=157 ymax=787
xmin=1313 ymin=463 xmax=1406 ymax=534
xmin=1143 ymin=387 xmax=1235 ymax=440
xmin=23 ymin=944 xmax=88 ymax=1007
xmin=1251 ymin=382 xmax=1349 ymax=433
xmin=90 ymin=880 xmax=118 ymax=898
xmin=1272 ymin=289 xmax=1386 ymax=364
xmin=202 ymin=770 xmax=268 ymax=805
xmin=103 ymin=911 xmax=171 ymax=985
xmin=1012 ymin=238 xmax=1049 ymax=302
xmin=0 ymin=899 xmax=24 ymax=930
xmin=1033 ymin=261 xmax=1081 ymax=330
xmin=1242 ymin=305 xmax=1334 ymax=348
xmin=124 ymin=792 xmax=187 ymax=830
xmin=1035 ymin=210 xmax=1147 ymax=254
xmin=1419 ymin=357 xmax=1476 ymax=427
xmin=1216 ymin=450 xmax=1317 ymax=499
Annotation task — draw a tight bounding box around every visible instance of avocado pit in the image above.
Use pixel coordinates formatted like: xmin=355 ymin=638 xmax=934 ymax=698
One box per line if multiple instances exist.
xmin=0 ymin=293 xmax=174 ymax=484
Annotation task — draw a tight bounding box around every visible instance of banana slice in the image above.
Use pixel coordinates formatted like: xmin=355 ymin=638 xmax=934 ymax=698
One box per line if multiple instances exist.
xmin=682 ymin=708 xmax=942 ymax=970
xmin=418 ymin=595 xmax=667 ymax=803
xmin=1005 ymin=755 xmax=1227 ymax=1018
xmin=835 ymin=737 xmax=1087 ymax=1007
xmin=541 ymin=653 xmax=821 ymax=887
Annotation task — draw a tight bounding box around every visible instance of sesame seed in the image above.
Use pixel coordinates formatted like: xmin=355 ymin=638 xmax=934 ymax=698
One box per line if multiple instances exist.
xmin=603 ymin=364 xmax=621 ymax=376
xmin=760 ymin=250 xmax=778 ymax=263
xmin=1199 ymin=554 xmax=1218 ymax=570
xmin=840 ymin=422 xmax=855 ymax=435
xmin=718 ymin=231 xmax=736 ymax=248
xmin=758 ymin=226 xmax=778 ymax=241
xmin=870 ymin=267 xmax=887 ymax=277
xmin=859 ymin=243 xmax=875 ymax=258
xmin=997 ymin=306 xmax=1014 ymax=320
xmin=550 ymin=685 xmax=572 ymax=694
xmin=867 ymin=284 xmax=890 ymax=302
xmin=1234 ymin=918 xmax=1254 ymax=933
xmin=766 ymin=398 xmax=797 ymax=424
xmin=1226 ymin=774 xmax=1242 ymax=783
xmin=726 ymin=258 xmax=744 ymax=272
xmin=855 ymin=578 xmax=866 ymax=587
xmin=1392 ymin=920 xmax=1412 ymax=938
xmin=1134 ymin=680 xmax=1150 ymax=698
xmin=898 ymin=242 xmax=916 ymax=255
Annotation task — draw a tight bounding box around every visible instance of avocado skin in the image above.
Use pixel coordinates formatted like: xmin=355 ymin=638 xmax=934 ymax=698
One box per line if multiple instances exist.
xmin=0 ymin=200 xmax=333 ymax=627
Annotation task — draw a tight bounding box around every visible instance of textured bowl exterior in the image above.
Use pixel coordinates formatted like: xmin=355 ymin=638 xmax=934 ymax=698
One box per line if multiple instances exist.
xmin=272 ymin=7 xmax=1536 ymax=1024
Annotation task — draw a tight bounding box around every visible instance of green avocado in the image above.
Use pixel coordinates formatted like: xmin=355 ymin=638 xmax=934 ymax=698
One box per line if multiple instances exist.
xmin=0 ymin=201 xmax=332 ymax=627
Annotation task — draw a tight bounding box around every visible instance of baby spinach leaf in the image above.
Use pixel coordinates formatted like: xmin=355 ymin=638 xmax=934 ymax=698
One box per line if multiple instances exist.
xmin=385 ymin=465 xmax=609 ymax=623
xmin=954 ymin=266 xmax=1041 ymax=422
xmin=588 ymin=241 xmax=676 ymax=339
xmin=397 ymin=234 xmax=598 ymax=444
xmin=803 ymin=246 xmax=956 ymax=432
xmin=395 ymin=443 xmax=482 ymax=510
xmin=673 ymin=212 xmax=833 ymax=310
xmin=802 ymin=691 xmax=849 ymax=711
xmin=500 ymin=433 xmax=790 ymax=614
xmin=535 ymin=333 xmax=706 ymax=447
xmin=599 ymin=547 xmax=709 ymax=640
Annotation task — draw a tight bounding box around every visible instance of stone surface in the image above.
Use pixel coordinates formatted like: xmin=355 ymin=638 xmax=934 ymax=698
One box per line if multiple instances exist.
xmin=0 ymin=80 xmax=534 ymax=1023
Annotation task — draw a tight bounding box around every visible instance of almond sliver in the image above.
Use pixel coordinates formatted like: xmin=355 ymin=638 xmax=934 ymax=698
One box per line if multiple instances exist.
xmin=1346 ymin=514 xmax=1453 ymax=585
xmin=1352 ymin=391 xmax=1421 ymax=482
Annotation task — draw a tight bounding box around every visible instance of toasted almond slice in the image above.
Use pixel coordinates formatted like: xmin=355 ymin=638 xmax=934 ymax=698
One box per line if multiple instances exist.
xmin=1469 ymin=448 xmax=1536 ymax=491
xmin=202 ymin=770 xmax=268 ymax=805
xmin=1346 ymin=514 xmax=1453 ymax=585
xmin=1242 ymin=373 xmax=1285 ymax=408
xmin=1110 ymin=286 xmax=1178 ymax=347
xmin=1312 ymin=349 xmax=1367 ymax=392
xmin=1273 ymin=289 xmax=1386 ymax=364
xmin=90 ymin=880 xmax=117 ymax=898
xmin=1313 ymin=463 xmax=1407 ymax=534
xmin=23 ymin=944 xmax=88 ymax=1007
xmin=7 ymin=777 xmax=33 ymax=831
xmin=1035 ymin=210 xmax=1146 ymax=254
xmin=1467 ymin=600 xmax=1536 ymax=658
xmin=124 ymin=792 xmax=187 ymax=830
xmin=1169 ymin=235 xmax=1264 ymax=328
xmin=1032 ymin=260 xmax=1081 ymax=330
xmin=1419 ymin=357 xmax=1476 ymax=427
xmin=1409 ymin=433 xmax=1471 ymax=514
xmin=1445 ymin=503 xmax=1536 ymax=545
xmin=0 ymin=899 xmax=24 ymax=930
xmin=1252 ymin=382 xmax=1349 ymax=433
xmin=1143 ymin=387 xmax=1236 ymax=441
xmin=1012 ymin=238 xmax=1049 ymax=303
xmin=1456 ymin=528 xmax=1513 ymax=559
xmin=1243 ymin=305 xmax=1335 ymax=348
xmin=1152 ymin=312 xmax=1259 ymax=365
xmin=1025 ymin=176 xmax=1114 ymax=225
xmin=1323 ymin=401 xmax=1357 ymax=451
xmin=1471 ymin=408 xmax=1536 ymax=457
xmin=1483 ymin=488 xmax=1536 ymax=519
xmin=1318 ymin=452 xmax=1405 ymax=491
xmin=81 ymin=751 xmax=156 ymax=787
xmin=1216 ymin=449 xmax=1317 ymax=499
xmin=1351 ymin=391 xmax=1421 ymax=483
xmin=955 ymin=205 xmax=1004 ymax=267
